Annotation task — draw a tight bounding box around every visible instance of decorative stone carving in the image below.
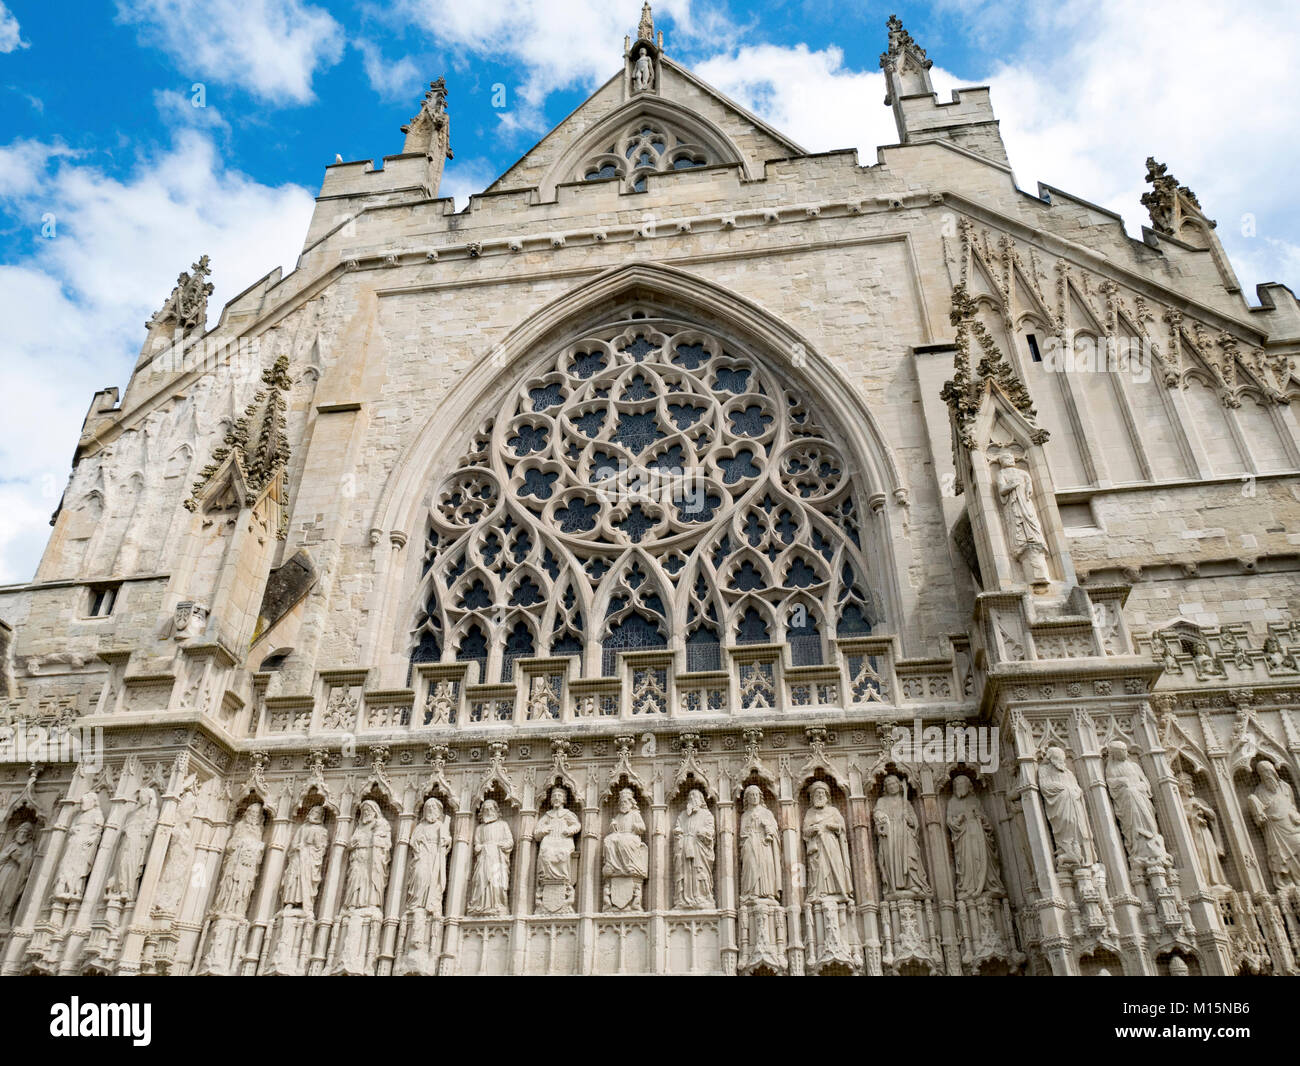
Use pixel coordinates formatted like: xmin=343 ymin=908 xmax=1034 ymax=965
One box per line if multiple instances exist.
xmin=738 ymin=785 xmax=785 ymax=973
xmin=631 ymin=46 xmax=654 ymax=92
xmin=992 ymin=452 xmax=1050 ymax=585
xmin=602 ymin=788 xmax=648 ymax=911
xmin=400 ymin=796 xmax=452 ymax=973
xmin=673 ymin=788 xmax=715 ymax=909
xmin=52 ymin=793 xmax=104 ymax=901
xmin=152 ymin=788 xmax=198 ymax=918
xmin=948 ymin=774 xmax=1004 ymax=898
xmin=1104 ymin=741 xmax=1170 ymax=866
xmin=266 ymin=804 xmax=329 ymax=976
xmin=873 ymin=775 xmax=930 ymax=895
xmin=333 ymin=799 xmax=392 ymax=975
xmin=1038 ymin=747 xmax=1094 ymax=867
xmin=172 ymin=600 xmax=208 ymax=641
xmin=0 ymin=822 xmax=35 ymax=928
xmin=1179 ymin=774 xmax=1229 ymax=890
xmin=107 ymin=787 xmax=158 ymax=899
xmin=534 ymin=786 xmax=581 ymax=914
xmin=146 ymin=255 xmax=213 ymax=336
xmin=804 ymin=781 xmax=859 ymax=971
xmin=200 ymin=802 xmax=265 ymax=975
xmin=425 ymin=679 xmax=456 ymax=725
xmin=1247 ymin=759 xmax=1300 ymax=890
xmin=467 ymin=798 xmax=514 ymax=917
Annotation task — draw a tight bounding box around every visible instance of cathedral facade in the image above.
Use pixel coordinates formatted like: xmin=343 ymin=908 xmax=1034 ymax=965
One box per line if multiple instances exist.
xmin=1 ymin=9 xmax=1299 ymax=977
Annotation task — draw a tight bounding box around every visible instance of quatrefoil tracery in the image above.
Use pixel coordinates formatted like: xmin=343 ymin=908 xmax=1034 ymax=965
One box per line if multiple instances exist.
xmin=412 ymin=315 xmax=879 ymax=679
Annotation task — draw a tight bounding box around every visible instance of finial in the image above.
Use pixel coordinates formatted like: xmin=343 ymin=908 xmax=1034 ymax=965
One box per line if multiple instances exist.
xmin=1141 ymin=156 xmax=1203 ymax=236
xmin=637 ymin=2 xmax=654 ymax=42
xmin=882 ymin=13 xmax=929 ymax=66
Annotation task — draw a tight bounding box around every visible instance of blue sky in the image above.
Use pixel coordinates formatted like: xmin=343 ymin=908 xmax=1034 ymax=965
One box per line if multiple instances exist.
xmin=1 ymin=0 xmax=1299 ymax=583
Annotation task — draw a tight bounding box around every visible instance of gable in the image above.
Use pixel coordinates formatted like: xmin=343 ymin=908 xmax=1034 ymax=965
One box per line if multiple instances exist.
xmin=486 ymin=57 xmax=804 ymax=199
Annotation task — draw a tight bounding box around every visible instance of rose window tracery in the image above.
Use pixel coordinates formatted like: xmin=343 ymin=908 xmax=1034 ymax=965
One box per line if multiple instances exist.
xmin=410 ymin=312 xmax=879 ymax=682
xmin=579 ymin=119 xmax=710 ymax=192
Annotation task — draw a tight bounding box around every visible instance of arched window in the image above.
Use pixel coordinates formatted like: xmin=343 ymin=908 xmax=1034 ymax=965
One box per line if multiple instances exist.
xmin=579 ymin=118 xmax=712 ymax=193
xmin=409 ymin=310 xmax=880 ymax=681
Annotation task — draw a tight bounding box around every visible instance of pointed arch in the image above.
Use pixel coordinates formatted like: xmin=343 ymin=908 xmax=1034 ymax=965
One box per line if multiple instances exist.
xmin=365 ymin=263 xmax=909 ymax=681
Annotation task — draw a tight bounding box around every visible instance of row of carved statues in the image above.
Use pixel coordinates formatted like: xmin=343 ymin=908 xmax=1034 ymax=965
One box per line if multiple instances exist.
xmin=2 ymin=732 xmax=1299 ymax=974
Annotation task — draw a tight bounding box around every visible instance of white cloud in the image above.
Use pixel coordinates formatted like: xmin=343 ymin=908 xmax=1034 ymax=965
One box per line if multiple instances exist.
xmin=440 ymin=156 xmax=499 ymax=210
xmin=0 ymin=131 xmax=315 ymax=583
xmin=0 ymin=2 xmax=26 ymax=53
xmin=114 ymin=0 xmax=344 ymax=104
xmin=355 ymin=39 xmax=422 ymax=102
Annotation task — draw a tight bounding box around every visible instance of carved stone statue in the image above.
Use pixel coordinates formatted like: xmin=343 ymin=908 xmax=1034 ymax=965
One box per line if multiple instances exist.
xmin=153 ymin=789 xmax=197 ymax=917
xmin=334 ymin=800 xmax=392 ymax=975
xmin=400 ymin=796 xmax=453 ymax=973
xmin=873 ymin=775 xmax=929 ymax=896
xmin=632 ymin=46 xmax=654 ymax=92
xmin=673 ymin=788 xmax=715 ymax=909
xmin=342 ymin=800 xmax=392 ymax=910
xmin=534 ymin=787 xmax=582 ymax=913
xmin=210 ymin=802 xmax=265 ymax=917
xmin=468 ymin=799 xmax=514 ymax=916
xmin=737 ymin=785 xmax=786 ymax=973
xmin=108 ymin=787 xmax=159 ymax=899
xmin=947 ymin=774 xmax=1004 ymax=898
xmin=425 ymin=680 xmax=455 ymax=725
xmin=993 ymin=452 xmax=1050 ymax=584
xmin=53 ymin=793 xmax=105 ymax=901
xmin=1038 ymin=747 xmax=1094 ymax=867
xmin=739 ymin=785 xmax=781 ymax=903
xmin=1178 ymin=773 xmax=1229 ymax=889
xmin=1247 ymin=759 xmax=1300 ymax=889
xmin=0 ymin=823 xmax=35 ymax=926
xmin=1104 ymin=741 xmax=1170 ymax=865
xmin=200 ymin=801 xmax=265 ymax=975
xmin=602 ymin=788 xmax=648 ymax=911
xmin=280 ymin=805 xmax=329 ymax=913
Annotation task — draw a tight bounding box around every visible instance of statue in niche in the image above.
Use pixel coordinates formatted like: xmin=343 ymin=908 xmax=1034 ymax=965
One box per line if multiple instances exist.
xmin=873 ymin=775 xmax=929 ymax=896
xmin=200 ymin=802 xmax=265 ymax=975
xmin=1178 ymin=773 xmax=1229 ymax=889
xmin=468 ymin=799 xmax=514 ymax=917
xmin=1263 ymin=636 xmax=1296 ymax=671
xmin=268 ymin=804 xmax=328 ymax=975
xmin=280 ymin=805 xmax=329 ymax=914
xmin=1247 ymin=759 xmax=1300 ymax=890
xmin=425 ymin=680 xmax=455 ymax=725
xmin=1104 ymin=741 xmax=1170 ymax=866
xmin=534 ymin=786 xmax=582 ymax=913
xmin=947 ymin=774 xmax=1004 ymax=898
xmin=210 ymin=802 xmax=265 ymax=917
xmin=740 ymin=786 xmax=782 ymax=903
xmin=334 ymin=800 xmax=392 ymax=975
xmin=632 ymin=46 xmax=654 ymax=92
xmin=738 ymin=785 xmax=786 ymax=973
xmin=1038 ymin=746 xmax=1094 ymax=867
xmin=108 ymin=787 xmax=159 ymax=899
xmin=407 ymin=797 xmax=452 ymax=919
xmin=602 ymin=788 xmax=648 ymax=911
xmin=53 ymin=793 xmax=104 ymax=901
xmin=673 ymin=788 xmax=716 ymax=909
xmin=0 ymin=823 xmax=35 ymax=926
xmin=342 ymin=800 xmax=392 ymax=911
xmin=153 ymin=789 xmax=197 ymax=916
xmin=527 ymin=677 xmax=556 ymax=721
xmin=992 ymin=452 xmax=1050 ymax=584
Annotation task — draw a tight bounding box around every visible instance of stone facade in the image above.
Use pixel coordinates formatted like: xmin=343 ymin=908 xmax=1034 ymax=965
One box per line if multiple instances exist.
xmin=2 ymin=9 xmax=1300 ymax=976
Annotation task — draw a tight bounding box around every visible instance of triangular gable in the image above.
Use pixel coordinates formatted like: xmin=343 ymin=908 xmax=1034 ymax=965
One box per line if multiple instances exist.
xmin=485 ymin=56 xmax=805 ymax=200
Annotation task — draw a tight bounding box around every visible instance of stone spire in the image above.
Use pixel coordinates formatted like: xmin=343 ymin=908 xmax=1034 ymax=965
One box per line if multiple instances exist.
xmin=146 ymin=255 xmax=213 ymax=337
xmin=880 ymin=13 xmax=933 ymax=104
xmin=637 ymin=2 xmax=654 ymax=42
xmin=1141 ymin=156 xmax=1205 ymax=237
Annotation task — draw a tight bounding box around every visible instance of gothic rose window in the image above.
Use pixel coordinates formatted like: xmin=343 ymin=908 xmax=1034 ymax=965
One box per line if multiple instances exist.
xmin=410 ymin=311 xmax=879 ymax=682
xmin=580 ymin=120 xmax=710 ymax=193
